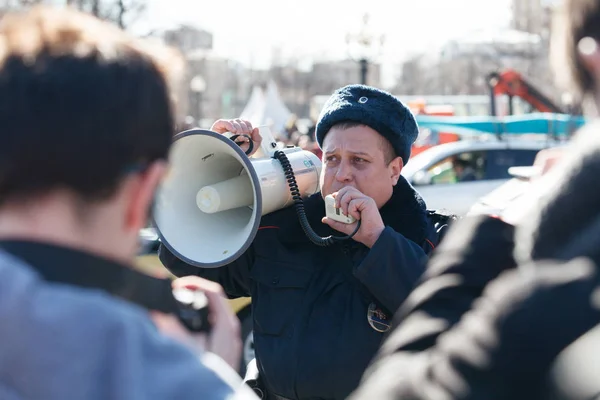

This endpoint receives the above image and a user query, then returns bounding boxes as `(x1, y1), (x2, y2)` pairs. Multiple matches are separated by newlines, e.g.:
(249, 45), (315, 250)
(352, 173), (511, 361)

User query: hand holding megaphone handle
(273, 150), (361, 246)
(229, 134), (254, 156)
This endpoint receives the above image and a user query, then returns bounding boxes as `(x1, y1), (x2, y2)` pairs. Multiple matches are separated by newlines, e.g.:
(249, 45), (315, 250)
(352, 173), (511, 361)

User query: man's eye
(353, 157), (366, 163)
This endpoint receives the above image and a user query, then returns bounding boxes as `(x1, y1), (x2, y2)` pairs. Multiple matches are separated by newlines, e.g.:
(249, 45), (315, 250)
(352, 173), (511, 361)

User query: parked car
(401, 137), (564, 215)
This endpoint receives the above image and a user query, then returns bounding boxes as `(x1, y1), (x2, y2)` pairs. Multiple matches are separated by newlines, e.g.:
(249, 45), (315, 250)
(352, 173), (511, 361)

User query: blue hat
(315, 84), (418, 163)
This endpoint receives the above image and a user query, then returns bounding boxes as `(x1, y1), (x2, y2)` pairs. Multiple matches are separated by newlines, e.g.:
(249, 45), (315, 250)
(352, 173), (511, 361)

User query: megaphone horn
(153, 127), (322, 268)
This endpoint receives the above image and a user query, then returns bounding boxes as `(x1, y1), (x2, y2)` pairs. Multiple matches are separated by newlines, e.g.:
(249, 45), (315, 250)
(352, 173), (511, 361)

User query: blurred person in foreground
(160, 85), (450, 400)
(0, 6), (255, 399)
(348, 0), (600, 398)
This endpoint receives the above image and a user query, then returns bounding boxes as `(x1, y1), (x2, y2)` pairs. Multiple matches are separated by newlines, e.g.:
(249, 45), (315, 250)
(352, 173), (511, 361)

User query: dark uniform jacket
(160, 177), (439, 400)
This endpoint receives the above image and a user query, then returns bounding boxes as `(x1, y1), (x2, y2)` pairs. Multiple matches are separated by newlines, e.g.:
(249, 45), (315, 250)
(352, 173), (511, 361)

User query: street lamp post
(359, 58), (368, 86)
(346, 13), (385, 86)
(190, 75), (207, 125)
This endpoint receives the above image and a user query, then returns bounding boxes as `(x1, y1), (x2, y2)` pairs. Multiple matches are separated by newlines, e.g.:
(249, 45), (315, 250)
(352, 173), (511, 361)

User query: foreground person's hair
(0, 6), (184, 206)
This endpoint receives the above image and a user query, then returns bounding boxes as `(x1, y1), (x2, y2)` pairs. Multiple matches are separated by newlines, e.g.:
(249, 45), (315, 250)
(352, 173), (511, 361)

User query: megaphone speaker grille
(153, 129), (262, 268)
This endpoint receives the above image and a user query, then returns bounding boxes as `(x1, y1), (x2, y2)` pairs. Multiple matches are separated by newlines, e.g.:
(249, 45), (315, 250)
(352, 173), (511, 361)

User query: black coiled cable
(273, 150), (360, 246)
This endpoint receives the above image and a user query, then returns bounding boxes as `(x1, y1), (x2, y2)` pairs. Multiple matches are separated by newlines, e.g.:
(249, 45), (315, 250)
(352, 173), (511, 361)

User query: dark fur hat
(315, 84), (418, 163)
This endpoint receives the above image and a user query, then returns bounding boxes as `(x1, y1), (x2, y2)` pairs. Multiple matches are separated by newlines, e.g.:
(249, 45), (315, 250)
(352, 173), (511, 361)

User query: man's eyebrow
(349, 151), (372, 156)
(324, 149), (372, 156)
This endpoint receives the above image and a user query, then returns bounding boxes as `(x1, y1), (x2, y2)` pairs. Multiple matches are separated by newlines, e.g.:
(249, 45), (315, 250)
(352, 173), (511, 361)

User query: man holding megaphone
(158, 85), (444, 400)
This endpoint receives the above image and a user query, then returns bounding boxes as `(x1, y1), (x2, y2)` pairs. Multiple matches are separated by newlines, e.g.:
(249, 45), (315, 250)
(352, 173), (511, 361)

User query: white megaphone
(153, 126), (322, 268)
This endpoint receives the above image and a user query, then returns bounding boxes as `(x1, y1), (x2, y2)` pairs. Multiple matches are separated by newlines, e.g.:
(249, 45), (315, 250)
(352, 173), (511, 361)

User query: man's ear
(389, 157), (404, 186)
(124, 161), (167, 232)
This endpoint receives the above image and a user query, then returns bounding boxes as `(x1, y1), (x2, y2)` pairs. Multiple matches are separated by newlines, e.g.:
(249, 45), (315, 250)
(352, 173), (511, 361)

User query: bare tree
(65, 0), (147, 29)
(1, 0), (146, 29)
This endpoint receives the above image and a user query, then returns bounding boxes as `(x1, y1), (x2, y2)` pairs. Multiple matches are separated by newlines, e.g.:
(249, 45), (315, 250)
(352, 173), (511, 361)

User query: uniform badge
(367, 302), (391, 333)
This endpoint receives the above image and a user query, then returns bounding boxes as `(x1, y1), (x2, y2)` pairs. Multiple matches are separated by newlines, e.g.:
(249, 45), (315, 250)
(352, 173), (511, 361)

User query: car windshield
(402, 143), (473, 178)
(402, 138), (547, 179)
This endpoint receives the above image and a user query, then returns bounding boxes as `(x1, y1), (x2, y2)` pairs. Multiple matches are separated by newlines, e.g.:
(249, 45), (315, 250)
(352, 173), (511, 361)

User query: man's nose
(335, 160), (353, 182)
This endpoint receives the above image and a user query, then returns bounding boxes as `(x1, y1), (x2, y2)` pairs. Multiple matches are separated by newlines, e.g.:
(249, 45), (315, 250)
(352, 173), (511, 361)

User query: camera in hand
(173, 287), (211, 333)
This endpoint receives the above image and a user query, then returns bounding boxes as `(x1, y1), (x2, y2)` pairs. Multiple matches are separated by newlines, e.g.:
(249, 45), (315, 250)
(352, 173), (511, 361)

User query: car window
(425, 151), (486, 185)
(425, 158), (455, 184)
(484, 149), (540, 180)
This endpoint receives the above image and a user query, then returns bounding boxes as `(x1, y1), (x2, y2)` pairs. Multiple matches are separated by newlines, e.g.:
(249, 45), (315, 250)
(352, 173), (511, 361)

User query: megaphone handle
(229, 134), (254, 156)
(272, 150), (361, 246)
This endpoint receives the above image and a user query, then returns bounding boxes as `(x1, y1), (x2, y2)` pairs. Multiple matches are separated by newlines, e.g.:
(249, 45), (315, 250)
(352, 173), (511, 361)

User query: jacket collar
(0, 240), (179, 314)
(266, 176), (430, 246)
